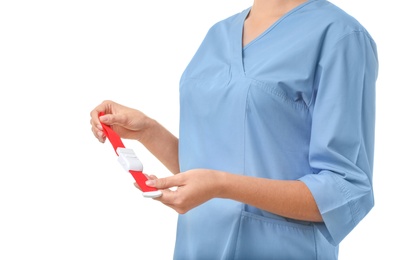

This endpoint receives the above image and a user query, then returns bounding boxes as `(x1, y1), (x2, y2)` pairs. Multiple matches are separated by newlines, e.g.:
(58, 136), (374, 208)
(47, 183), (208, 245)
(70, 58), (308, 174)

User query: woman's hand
(90, 100), (180, 174)
(145, 169), (226, 214)
(143, 169), (323, 222)
(90, 100), (154, 143)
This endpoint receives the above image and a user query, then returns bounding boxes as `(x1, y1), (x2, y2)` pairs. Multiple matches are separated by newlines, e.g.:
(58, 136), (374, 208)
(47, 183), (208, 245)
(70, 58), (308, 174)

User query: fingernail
(97, 124), (103, 130)
(100, 115), (108, 123)
(146, 180), (155, 186)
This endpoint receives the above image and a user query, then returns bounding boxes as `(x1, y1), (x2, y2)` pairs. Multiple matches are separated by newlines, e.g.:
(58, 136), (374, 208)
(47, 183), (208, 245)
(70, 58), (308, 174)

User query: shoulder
(303, 0), (374, 42)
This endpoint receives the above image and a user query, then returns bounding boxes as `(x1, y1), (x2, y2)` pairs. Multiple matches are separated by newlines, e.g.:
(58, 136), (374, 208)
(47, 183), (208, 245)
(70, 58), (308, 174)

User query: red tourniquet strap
(99, 112), (158, 193)
(100, 122), (125, 155)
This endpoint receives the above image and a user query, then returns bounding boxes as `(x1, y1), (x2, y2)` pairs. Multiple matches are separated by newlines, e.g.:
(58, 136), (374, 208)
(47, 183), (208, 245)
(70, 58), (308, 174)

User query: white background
(0, 0), (397, 259)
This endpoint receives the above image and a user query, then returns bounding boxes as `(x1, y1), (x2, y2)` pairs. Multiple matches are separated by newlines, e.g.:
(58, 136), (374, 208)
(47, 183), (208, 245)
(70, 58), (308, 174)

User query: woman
(90, 0), (378, 259)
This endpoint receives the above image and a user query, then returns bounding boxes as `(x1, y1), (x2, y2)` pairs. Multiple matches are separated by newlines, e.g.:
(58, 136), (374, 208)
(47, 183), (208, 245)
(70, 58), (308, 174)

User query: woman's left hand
(145, 169), (225, 214)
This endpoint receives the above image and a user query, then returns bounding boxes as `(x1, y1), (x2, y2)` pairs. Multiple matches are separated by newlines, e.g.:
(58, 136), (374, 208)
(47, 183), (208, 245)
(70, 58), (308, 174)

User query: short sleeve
(299, 31), (378, 246)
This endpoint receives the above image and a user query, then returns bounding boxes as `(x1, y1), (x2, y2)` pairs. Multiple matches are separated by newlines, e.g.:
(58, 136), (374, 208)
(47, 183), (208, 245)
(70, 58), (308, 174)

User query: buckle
(116, 147), (143, 172)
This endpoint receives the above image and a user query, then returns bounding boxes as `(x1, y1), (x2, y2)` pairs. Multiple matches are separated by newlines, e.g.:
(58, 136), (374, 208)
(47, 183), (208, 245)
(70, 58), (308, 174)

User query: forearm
(139, 118), (180, 174)
(218, 172), (323, 222)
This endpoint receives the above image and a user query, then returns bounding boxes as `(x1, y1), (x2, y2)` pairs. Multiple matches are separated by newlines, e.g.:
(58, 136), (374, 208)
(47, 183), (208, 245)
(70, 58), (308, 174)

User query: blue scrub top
(176, 0), (378, 259)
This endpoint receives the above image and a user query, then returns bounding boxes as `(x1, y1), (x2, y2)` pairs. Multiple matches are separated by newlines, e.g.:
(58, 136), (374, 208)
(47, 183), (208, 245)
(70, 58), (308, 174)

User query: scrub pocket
(233, 211), (317, 260)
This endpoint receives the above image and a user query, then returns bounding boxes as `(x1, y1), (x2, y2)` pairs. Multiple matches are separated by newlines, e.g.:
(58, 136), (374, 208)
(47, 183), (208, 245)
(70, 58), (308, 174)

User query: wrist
(137, 117), (158, 145)
(213, 170), (229, 198)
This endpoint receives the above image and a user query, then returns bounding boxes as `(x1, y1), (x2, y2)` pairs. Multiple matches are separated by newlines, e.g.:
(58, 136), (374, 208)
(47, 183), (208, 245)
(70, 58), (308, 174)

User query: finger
(152, 189), (176, 204)
(99, 114), (111, 125)
(133, 182), (141, 190)
(91, 125), (105, 143)
(154, 189), (189, 214)
(90, 109), (107, 142)
(90, 116), (103, 131)
(143, 173), (158, 182)
(147, 174), (158, 180)
(146, 175), (182, 190)
(90, 108), (104, 129)
(90, 99), (117, 125)
(101, 113), (131, 130)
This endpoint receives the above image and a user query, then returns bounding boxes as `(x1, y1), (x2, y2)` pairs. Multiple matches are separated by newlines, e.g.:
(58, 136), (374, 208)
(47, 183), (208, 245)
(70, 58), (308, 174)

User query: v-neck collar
(230, 0), (320, 76)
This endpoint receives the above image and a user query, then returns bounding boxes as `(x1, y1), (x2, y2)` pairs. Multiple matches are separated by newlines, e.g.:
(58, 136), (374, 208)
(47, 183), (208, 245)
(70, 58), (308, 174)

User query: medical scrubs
(176, 0), (378, 259)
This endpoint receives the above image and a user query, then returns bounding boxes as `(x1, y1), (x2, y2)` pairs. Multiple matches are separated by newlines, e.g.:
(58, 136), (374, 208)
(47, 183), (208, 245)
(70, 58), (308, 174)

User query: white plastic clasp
(116, 147), (143, 172)
(143, 190), (162, 198)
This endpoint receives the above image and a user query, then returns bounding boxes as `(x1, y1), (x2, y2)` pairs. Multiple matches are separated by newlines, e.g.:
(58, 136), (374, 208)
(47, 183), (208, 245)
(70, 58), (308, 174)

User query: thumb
(100, 113), (129, 128)
(99, 114), (112, 124)
(146, 175), (182, 189)
(99, 113), (124, 126)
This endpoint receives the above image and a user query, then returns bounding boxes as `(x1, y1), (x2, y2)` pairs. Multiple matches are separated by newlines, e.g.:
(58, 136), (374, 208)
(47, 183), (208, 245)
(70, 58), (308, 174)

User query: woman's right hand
(90, 100), (154, 143)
